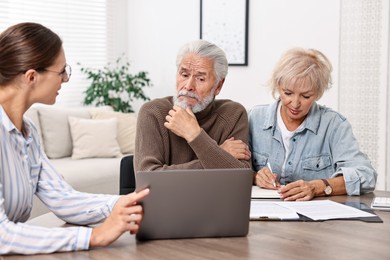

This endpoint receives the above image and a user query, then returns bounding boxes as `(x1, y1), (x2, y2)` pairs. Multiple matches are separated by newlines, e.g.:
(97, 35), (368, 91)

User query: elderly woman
(249, 48), (377, 201)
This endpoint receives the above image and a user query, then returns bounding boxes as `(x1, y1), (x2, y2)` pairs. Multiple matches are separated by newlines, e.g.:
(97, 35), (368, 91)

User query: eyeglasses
(41, 64), (72, 82)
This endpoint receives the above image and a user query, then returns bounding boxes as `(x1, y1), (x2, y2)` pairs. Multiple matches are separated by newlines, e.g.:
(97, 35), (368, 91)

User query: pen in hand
(266, 162), (276, 188)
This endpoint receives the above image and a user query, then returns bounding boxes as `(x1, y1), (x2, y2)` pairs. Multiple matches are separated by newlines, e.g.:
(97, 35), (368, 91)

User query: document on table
(250, 200), (377, 221)
(250, 201), (300, 220)
(281, 200), (376, 221)
(251, 186), (280, 199)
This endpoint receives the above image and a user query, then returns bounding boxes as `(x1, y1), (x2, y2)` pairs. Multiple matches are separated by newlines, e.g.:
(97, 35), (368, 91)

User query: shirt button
(292, 138), (296, 142)
(288, 161), (292, 165)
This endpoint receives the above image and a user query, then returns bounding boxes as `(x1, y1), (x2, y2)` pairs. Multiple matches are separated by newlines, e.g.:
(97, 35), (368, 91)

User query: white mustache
(177, 90), (199, 101)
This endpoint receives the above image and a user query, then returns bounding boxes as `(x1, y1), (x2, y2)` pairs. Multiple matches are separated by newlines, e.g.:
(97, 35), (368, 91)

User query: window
(0, 0), (125, 107)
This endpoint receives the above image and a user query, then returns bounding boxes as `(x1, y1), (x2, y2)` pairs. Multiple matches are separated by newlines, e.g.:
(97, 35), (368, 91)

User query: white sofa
(25, 105), (137, 218)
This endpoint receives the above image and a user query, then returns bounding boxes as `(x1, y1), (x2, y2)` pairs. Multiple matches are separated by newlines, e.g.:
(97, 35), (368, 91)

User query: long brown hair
(0, 22), (62, 85)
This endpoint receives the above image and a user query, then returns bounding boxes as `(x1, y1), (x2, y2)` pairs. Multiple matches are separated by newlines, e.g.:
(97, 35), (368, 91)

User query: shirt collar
(302, 102), (321, 134)
(0, 105), (17, 132)
(194, 99), (216, 121)
(265, 100), (321, 134)
(0, 105), (33, 141)
(263, 100), (279, 130)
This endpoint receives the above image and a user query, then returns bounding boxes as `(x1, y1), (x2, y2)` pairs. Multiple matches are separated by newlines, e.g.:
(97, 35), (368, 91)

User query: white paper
(251, 186), (280, 199)
(277, 200), (376, 221)
(250, 201), (300, 220)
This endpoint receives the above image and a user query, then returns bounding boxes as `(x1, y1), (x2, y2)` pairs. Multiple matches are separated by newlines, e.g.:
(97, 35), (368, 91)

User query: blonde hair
(270, 48), (333, 100)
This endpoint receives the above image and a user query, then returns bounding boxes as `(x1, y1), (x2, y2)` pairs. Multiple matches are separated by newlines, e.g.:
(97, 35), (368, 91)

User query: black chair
(119, 155), (136, 195)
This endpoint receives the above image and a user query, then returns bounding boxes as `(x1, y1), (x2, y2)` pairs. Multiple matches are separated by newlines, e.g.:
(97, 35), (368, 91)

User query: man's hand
(220, 137), (251, 160)
(164, 105), (201, 142)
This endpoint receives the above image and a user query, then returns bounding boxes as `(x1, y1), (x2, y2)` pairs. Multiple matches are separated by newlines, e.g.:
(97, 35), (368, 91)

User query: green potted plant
(79, 56), (151, 113)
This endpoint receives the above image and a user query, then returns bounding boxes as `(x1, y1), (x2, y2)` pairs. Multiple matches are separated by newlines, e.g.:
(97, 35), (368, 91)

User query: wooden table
(2, 191), (390, 260)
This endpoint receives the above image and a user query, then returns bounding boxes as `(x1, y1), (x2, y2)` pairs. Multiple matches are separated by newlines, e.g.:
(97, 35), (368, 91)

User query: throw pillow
(38, 106), (91, 159)
(68, 116), (122, 159)
(90, 110), (137, 154)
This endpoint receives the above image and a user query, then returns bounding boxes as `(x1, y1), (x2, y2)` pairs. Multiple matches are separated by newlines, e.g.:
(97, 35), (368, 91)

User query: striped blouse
(0, 105), (120, 255)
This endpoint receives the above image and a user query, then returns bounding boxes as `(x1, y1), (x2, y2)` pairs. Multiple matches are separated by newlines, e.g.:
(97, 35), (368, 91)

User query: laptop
(135, 168), (253, 240)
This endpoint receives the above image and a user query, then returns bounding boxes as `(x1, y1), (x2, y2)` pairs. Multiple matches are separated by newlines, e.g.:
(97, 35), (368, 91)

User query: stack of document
(250, 187), (377, 221)
(250, 201), (300, 220)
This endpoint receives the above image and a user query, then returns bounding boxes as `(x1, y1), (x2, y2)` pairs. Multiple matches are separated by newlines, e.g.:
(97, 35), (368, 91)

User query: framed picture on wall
(200, 0), (249, 66)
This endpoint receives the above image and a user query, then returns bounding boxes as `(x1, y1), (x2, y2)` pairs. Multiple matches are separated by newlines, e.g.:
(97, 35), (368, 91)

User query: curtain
(0, 0), (122, 107)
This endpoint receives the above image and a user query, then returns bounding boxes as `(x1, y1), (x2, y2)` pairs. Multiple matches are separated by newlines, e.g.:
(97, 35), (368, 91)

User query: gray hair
(270, 48), (333, 100)
(176, 40), (228, 84)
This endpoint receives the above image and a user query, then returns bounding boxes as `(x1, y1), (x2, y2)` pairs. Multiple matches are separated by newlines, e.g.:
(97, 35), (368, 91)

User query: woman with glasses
(0, 22), (149, 255)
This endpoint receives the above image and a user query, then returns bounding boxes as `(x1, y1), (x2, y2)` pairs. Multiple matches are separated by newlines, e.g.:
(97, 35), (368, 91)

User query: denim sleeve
(330, 119), (377, 195)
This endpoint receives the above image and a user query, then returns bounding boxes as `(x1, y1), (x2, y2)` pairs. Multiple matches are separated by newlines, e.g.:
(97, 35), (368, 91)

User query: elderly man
(134, 40), (251, 172)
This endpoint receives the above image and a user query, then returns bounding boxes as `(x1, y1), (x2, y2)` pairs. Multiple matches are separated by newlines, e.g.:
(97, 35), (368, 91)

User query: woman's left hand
(279, 180), (316, 201)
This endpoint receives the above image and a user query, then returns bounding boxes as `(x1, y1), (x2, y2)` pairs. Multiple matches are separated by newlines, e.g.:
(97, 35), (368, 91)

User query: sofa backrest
(24, 105), (136, 160)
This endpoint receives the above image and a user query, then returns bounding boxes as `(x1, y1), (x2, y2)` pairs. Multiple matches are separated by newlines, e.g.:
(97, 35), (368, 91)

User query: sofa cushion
(90, 110), (137, 154)
(30, 156), (122, 218)
(38, 106), (91, 159)
(49, 157), (122, 193)
(68, 116), (122, 159)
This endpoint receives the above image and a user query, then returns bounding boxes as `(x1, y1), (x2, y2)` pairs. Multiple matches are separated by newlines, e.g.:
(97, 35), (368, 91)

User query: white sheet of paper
(251, 186), (280, 199)
(250, 201), (300, 220)
(277, 200), (376, 221)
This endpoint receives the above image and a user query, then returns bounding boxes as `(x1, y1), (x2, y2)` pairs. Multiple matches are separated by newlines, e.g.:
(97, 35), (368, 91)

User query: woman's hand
(280, 177), (347, 201)
(90, 188), (150, 247)
(255, 167), (279, 189)
(220, 137), (251, 160)
(279, 180), (316, 201)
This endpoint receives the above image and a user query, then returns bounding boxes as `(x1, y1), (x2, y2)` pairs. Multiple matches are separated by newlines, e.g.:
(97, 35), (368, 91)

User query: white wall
(127, 0), (340, 111)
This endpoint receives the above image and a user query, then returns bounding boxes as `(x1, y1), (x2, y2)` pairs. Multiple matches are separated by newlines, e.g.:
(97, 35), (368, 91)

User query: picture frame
(200, 0), (249, 66)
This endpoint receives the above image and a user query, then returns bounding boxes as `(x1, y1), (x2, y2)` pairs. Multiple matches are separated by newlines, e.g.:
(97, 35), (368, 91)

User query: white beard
(173, 89), (216, 113)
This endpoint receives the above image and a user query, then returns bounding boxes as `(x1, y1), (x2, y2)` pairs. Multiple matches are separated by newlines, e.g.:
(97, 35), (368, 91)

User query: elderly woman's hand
(279, 180), (316, 201)
(255, 167), (279, 190)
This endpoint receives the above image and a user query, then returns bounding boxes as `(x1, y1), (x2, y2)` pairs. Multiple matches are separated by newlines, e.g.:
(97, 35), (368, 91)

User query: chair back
(119, 155), (136, 195)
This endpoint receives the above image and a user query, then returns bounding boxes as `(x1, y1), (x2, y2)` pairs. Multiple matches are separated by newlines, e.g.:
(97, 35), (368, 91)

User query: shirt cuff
(338, 167), (360, 195)
(108, 196), (121, 210)
(76, 226), (93, 250)
(103, 195), (121, 217)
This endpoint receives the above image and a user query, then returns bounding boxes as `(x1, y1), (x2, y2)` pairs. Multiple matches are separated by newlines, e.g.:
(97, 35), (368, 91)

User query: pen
(266, 162), (276, 188)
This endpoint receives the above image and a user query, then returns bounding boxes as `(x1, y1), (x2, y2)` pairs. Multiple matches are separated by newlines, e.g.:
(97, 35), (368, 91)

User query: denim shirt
(248, 100), (377, 195)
